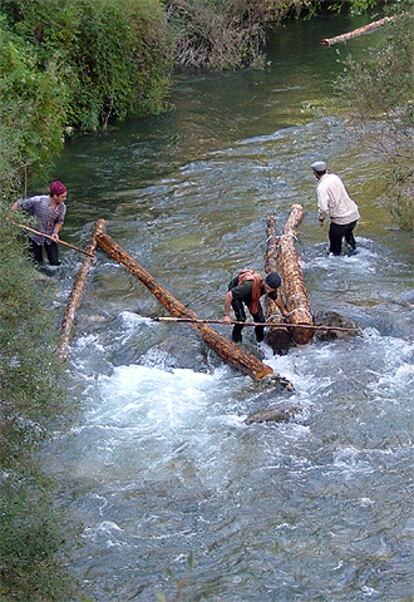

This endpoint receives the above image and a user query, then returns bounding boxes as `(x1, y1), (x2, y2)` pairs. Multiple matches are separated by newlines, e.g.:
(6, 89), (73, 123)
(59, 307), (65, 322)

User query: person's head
(311, 161), (327, 180)
(264, 271), (282, 300)
(49, 180), (67, 203)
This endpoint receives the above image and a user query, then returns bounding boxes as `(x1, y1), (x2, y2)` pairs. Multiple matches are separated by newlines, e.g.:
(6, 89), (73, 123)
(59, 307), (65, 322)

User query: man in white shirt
(311, 161), (360, 256)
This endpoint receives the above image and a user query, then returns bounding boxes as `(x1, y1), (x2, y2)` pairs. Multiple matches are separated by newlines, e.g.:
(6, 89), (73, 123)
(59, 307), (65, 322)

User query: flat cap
(311, 161), (327, 172)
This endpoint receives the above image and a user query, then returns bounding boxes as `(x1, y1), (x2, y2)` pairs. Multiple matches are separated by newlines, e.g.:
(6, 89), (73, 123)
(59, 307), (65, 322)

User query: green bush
(337, 10), (414, 231)
(2, 0), (173, 130)
(0, 19), (67, 185)
(0, 473), (76, 601)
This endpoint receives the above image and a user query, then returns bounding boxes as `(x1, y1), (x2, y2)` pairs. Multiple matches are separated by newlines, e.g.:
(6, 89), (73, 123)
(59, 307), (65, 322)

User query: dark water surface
(48, 14), (414, 602)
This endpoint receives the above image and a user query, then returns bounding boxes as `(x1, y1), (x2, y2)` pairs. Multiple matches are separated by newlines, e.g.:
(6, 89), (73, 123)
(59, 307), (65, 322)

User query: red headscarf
(49, 180), (67, 196)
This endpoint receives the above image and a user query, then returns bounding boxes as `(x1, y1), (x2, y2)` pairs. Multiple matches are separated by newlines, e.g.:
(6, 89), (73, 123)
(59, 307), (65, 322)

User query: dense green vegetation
(337, 7), (414, 230)
(0, 154), (76, 597)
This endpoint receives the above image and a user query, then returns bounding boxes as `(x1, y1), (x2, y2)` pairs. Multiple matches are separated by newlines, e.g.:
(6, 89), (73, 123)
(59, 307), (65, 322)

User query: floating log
(277, 204), (314, 345)
(264, 214), (291, 354)
(96, 231), (294, 390)
(321, 16), (396, 46)
(57, 219), (106, 361)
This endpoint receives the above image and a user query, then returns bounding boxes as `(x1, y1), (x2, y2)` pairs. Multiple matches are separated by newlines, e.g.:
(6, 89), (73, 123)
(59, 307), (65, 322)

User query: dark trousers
(329, 220), (357, 256)
(231, 299), (265, 343)
(29, 238), (60, 265)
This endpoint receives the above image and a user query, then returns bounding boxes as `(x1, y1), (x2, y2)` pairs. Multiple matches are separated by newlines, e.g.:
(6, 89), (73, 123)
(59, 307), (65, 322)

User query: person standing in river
(224, 269), (288, 343)
(311, 161), (360, 256)
(12, 180), (68, 266)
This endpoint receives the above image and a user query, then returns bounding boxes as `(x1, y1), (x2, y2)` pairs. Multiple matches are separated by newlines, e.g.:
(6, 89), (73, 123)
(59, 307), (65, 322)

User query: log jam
(97, 231), (294, 389)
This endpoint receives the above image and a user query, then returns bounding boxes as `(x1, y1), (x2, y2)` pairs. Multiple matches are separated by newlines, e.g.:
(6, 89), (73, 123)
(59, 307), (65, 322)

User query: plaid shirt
(19, 195), (66, 245)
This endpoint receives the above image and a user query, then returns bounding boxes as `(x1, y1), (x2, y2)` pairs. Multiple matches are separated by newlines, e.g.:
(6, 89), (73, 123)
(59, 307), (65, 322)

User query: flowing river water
(47, 14), (413, 602)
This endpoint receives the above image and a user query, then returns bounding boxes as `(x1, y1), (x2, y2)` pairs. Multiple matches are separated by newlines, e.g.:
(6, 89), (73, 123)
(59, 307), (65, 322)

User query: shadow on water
(46, 13), (414, 602)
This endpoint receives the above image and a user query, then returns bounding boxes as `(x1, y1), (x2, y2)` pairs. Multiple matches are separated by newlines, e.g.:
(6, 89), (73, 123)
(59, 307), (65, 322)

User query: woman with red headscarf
(12, 180), (68, 265)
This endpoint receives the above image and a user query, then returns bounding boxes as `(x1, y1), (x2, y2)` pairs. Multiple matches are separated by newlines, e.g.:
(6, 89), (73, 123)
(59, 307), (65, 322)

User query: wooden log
(96, 231), (294, 390)
(277, 204), (314, 345)
(57, 219), (106, 361)
(321, 16), (396, 46)
(264, 214), (291, 354)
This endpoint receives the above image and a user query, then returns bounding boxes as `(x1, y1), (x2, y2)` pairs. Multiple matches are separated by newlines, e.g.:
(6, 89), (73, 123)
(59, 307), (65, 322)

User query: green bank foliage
(0, 202), (75, 598)
(1, 0), (173, 131)
(337, 8), (414, 231)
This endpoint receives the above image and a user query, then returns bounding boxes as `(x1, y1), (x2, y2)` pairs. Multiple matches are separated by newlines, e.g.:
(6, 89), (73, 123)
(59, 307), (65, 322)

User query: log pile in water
(276, 204), (314, 345)
(96, 231), (294, 390)
(264, 214), (291, 354)
(57, 219), (106, 361)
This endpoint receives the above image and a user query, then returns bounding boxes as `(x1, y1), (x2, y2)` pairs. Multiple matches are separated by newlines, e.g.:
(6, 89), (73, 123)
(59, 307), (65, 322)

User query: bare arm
(224, 291), (233, 323)
(275, 295), (289, 317)
(51, 222), (63, 241)
(11, 200), (20, 211)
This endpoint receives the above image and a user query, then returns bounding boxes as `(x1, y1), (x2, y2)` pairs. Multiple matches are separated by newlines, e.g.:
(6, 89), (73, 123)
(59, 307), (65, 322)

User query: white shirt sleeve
(317, 186), (329, 218)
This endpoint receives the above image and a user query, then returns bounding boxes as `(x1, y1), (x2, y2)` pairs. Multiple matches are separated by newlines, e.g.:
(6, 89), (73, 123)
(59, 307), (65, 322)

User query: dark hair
(265, 272), (282, 289)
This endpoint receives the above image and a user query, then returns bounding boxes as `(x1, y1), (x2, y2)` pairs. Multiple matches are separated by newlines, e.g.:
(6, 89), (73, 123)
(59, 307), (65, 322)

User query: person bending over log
(224, 269), (288, 343)
(12, 180), (68, 266)
(311, 161), (360, 257)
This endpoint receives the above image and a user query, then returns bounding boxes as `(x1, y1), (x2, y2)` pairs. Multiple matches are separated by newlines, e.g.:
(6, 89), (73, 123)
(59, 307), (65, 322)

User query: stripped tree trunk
(277, 204), (314, 345)
(264, 214), (291, 354)
(97, 232), (294, 390)
(321, 16), (395, 46)
(57, 219), (106, 361)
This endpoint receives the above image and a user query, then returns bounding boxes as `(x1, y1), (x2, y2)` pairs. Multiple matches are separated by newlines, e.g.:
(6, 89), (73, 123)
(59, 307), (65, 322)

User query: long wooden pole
(153, 316), (359, 333)
(264, 214), (291, 353)
(11, 220), (95, 257)
(57, 219), (106, 361)
(96, 231), (294, 390)
(277, 204), (314, 345)
(321, 16), (396, 46)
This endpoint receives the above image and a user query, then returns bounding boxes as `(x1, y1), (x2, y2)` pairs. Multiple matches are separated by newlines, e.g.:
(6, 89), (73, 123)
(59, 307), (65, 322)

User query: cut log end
(291, 323), (315, 346)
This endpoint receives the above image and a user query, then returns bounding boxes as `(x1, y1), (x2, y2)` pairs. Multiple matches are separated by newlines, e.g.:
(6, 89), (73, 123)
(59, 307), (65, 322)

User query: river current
(47, 14), (413, 602)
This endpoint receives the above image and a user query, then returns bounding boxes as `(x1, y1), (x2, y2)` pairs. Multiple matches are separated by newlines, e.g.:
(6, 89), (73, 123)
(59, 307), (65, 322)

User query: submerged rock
(313, 310), (359, 341)
(140, 333), (208, 372)
(245, 404), (302, 425)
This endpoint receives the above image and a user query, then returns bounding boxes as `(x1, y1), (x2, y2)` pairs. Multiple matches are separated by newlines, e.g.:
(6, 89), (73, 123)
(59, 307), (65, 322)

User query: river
(47, 13), (414, 602)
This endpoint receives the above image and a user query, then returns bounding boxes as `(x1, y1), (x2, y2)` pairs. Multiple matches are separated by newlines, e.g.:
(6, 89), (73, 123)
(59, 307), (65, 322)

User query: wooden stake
(96, 231), (294, 389)
(57, 219), (106, 361)
(153, 316), (360, 333)
(321, 16), (396, 46)
(11, 220), (95, 257)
